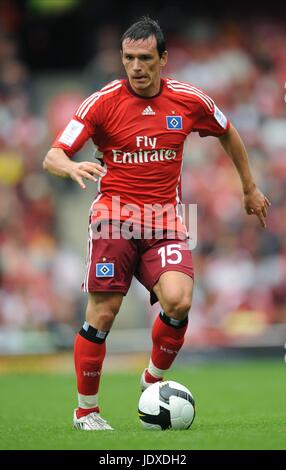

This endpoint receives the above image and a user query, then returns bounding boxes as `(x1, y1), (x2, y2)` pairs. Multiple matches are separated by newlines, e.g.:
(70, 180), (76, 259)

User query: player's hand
(69, 162), (107, 189)
(243, 187), (271, 228)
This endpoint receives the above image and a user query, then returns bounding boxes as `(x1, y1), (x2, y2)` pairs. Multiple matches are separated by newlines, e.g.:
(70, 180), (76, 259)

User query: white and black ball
(138, 380), (195, 430)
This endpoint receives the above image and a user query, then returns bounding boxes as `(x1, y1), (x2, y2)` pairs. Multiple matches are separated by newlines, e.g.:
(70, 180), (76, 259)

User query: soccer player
(43, 17), (270, 430)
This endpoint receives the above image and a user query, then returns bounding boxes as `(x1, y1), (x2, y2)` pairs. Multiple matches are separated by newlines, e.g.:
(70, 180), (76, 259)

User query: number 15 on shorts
(158, 244), (183, 267)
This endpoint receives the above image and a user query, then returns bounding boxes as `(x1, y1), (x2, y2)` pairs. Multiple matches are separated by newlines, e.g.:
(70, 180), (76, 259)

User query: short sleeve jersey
(53, 78), (230, 230)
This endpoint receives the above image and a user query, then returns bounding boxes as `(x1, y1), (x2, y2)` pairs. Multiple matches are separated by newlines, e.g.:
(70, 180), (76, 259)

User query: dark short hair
(120, 16), (166, 58)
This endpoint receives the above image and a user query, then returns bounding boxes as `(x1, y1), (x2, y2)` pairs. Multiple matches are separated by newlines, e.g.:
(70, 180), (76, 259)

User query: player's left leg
(136, 237), (194, 390)
(141, 271), (193, 389)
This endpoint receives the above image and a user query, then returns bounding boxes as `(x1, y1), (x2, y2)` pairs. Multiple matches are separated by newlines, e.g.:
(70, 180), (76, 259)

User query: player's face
(121, 36), (167, 97)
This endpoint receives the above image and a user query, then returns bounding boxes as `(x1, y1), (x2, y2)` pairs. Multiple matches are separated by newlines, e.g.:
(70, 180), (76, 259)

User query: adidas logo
(142, 106), (155, 115)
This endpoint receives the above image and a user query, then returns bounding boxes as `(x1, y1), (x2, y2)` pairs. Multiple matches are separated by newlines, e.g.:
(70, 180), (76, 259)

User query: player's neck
(127, 78), (163, 99)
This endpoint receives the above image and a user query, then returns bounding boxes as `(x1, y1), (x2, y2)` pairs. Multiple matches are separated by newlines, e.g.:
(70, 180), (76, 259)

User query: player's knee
(86, 293), (122, 330)
(87, 309), (117, 330)
(163, 293), (192, 319)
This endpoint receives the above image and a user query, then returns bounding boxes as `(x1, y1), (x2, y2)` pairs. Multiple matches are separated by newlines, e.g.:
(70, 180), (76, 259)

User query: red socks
(76, 406), (100, 419)
(74, 314), (188, 417)
(74, 323), (109, 417)
(150, 311), (188, 372)
(145, 369), (163, 383)
(74, 333), (106, 396)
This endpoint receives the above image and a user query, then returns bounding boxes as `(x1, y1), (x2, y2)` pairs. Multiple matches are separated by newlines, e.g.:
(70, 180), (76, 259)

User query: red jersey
(53, 78), (230, 231)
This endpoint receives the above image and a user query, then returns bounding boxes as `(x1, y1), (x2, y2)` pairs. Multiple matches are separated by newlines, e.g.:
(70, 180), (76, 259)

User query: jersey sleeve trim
(51, 144), (75, 158)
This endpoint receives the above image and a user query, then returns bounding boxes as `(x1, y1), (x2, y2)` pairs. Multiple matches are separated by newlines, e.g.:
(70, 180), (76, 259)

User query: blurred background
(0, 0), (285, 366)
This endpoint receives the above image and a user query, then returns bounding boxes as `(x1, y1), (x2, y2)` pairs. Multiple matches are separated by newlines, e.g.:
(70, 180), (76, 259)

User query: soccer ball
(138, 380), (195, 430)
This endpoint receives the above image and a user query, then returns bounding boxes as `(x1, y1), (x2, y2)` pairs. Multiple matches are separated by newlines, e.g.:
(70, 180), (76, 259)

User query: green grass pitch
(0, 359), (285, 450)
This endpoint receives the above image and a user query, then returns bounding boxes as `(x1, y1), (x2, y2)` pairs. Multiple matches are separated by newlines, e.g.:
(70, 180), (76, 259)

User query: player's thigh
(136, 239), (194, 310)
(153, 271), (194, 317)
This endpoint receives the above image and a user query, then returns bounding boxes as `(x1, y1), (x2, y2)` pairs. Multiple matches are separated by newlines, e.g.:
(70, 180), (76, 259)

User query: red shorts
(82, 223), (194, 305)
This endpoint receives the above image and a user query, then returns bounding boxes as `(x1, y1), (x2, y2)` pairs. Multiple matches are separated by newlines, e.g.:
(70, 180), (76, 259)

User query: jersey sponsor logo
(166, 116), (182, 130)
(96, 262), (114, 277)
(58, 119), (84, 146)
(112, 149), (177, 164)
(214, 104), (227, 129)
(142, 106), (155, 115)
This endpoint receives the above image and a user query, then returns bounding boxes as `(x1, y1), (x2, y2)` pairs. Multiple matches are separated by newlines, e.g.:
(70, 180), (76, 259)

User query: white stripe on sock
(78, 393), (98, 409)
(148, 359), (165, 378)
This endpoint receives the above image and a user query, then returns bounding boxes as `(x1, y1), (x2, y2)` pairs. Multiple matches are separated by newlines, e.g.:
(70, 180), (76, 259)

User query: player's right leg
(73, 219), (137, 429)
(73, 292), (123, 430)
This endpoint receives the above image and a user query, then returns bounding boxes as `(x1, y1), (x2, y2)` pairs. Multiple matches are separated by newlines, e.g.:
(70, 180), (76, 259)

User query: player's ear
(160, 50), (168, 68)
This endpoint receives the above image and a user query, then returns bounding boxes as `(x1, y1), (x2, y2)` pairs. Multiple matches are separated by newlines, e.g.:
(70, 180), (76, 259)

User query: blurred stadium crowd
(0, 1), (285, 351)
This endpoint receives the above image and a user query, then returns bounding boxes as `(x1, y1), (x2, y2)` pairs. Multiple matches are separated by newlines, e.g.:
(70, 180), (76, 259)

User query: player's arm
(218, 123), (271, 228)
(43, 147), (106, 190)
(43, 97), (107, 190)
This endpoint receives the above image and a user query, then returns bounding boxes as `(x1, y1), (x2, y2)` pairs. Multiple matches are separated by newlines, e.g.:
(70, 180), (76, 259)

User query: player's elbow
(42, 152), (50, 172)
(43, 148), (56, 172)
(42, 155), (48, 171)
